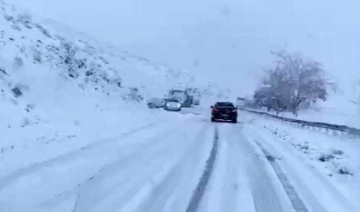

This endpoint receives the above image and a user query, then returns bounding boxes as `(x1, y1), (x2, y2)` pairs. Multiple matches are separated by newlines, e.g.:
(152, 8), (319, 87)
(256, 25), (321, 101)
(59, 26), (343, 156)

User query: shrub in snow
(85, 69), (94, 77)
(116, 79), (122, 88)
(34, 24), (52, 38)
(299, 143), (310, 152)
(318, 153), (335, 162)
(266, 154), (276, 162)
(3, 14), (13, 22)
(60, 42), (88, 79)
(25, 104), (35, 112)
(253, 50), (330, 115)
(338, 167), (353, 176)
(11, 87), (22, 97)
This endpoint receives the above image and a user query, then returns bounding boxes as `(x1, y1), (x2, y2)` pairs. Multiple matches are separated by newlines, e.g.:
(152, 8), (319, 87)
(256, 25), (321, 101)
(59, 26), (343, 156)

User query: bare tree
(254, 50), (329, 115)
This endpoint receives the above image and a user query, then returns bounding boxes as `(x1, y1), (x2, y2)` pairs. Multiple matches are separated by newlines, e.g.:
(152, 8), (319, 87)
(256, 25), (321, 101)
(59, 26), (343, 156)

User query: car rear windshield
(215, 102), (235, 108)
(166, 99), (179, 103)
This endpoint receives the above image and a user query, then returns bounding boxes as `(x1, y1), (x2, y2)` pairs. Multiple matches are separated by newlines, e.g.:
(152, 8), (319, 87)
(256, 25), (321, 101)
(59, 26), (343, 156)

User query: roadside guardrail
(240, 108), (360, 137)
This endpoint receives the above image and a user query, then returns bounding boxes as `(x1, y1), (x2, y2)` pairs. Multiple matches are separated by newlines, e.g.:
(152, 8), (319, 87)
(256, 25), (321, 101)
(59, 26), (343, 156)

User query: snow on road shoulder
(241, 111), (360, 211)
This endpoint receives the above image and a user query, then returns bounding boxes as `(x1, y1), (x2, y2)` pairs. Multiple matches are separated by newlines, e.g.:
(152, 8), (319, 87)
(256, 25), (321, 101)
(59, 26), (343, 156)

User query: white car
(163, 99), (182, 111)
(147, 98), (165, 108)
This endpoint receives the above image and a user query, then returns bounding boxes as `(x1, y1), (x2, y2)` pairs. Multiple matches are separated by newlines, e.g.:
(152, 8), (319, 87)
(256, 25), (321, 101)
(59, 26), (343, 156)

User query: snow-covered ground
(1, 0), (359, 212)
(242, 111), (360, 211)
(303, 94), (360, 128)
(249, 97), (360, 129)
(1, 109), (359, 212)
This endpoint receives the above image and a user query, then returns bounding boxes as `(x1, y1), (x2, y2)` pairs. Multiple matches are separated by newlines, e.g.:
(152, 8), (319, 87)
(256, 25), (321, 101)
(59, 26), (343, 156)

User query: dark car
(211, 102), (238, 123)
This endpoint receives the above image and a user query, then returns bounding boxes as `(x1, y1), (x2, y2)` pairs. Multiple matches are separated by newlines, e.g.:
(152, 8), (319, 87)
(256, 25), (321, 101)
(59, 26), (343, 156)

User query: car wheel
(232, 119), (237, 123)
(211, 117), (216, 122)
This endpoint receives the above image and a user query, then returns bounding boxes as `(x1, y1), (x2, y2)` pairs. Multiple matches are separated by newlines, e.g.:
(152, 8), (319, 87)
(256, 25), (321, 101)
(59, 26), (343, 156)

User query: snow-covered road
(0, 112), (356, 212)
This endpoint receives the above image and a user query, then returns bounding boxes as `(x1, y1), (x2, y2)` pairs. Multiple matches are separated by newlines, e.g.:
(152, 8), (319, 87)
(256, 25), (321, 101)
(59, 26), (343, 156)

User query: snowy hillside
(0, 0), (192, 173)
(0, 0), (235, 173)
(0, 0), (196, 128)
(0, 1), (193, 99)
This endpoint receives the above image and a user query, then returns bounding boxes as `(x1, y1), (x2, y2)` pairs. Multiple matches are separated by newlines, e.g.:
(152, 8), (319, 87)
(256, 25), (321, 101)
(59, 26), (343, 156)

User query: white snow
(0, 0), (193, 187)
(251, 94), (360, 128)
(0, 0), (359, 212)
(242, 111), (360, 211)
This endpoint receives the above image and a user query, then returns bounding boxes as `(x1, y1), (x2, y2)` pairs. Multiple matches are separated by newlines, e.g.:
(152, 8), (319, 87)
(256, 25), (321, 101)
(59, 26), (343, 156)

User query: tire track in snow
(71, 121), (207, 212)
(185, 125), (219, 212)
(217, 124), (255, 212)
(132, 124), (211, 212)
(254, 141), (309, 212)
(234, 125), (288, 212)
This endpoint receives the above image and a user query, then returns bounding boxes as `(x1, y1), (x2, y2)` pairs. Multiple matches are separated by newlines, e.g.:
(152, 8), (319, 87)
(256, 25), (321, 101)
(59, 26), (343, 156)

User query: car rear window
(166, 99), (179, 103)
(215, 102), (235, 108)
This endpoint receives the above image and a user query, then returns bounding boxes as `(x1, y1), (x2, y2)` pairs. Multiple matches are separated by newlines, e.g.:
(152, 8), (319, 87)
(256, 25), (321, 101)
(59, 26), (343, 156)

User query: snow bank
(242, 112), (360, 210)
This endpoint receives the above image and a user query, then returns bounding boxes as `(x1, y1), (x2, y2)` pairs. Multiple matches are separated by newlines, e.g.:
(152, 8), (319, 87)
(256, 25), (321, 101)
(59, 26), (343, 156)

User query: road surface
(0, 112), (355, 212)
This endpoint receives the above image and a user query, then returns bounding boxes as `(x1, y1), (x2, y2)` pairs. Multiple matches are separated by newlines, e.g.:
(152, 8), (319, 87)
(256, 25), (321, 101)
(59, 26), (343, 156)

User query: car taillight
(212, 108), (219, 112)
(232, 109), (237, 113)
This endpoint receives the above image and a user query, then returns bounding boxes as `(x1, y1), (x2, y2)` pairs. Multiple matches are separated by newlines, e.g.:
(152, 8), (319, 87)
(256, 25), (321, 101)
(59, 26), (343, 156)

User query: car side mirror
(210, 106), (214, 109)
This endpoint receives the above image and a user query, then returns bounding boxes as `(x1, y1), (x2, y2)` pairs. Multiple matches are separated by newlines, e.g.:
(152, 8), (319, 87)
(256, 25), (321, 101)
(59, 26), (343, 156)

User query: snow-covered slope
(0, 0), (192, 174)
(0, 0), (238, 175)
(0, 0), (194, 127)
(0, 1), (193, 99)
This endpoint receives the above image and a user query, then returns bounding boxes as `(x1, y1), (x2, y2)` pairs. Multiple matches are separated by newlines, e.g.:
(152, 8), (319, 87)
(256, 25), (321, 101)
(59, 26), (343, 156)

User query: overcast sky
(11, 0), (360, 95)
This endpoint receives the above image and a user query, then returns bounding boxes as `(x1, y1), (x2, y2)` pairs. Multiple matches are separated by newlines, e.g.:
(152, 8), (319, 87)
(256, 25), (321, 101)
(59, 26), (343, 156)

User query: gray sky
(11, 0), (360, 95)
